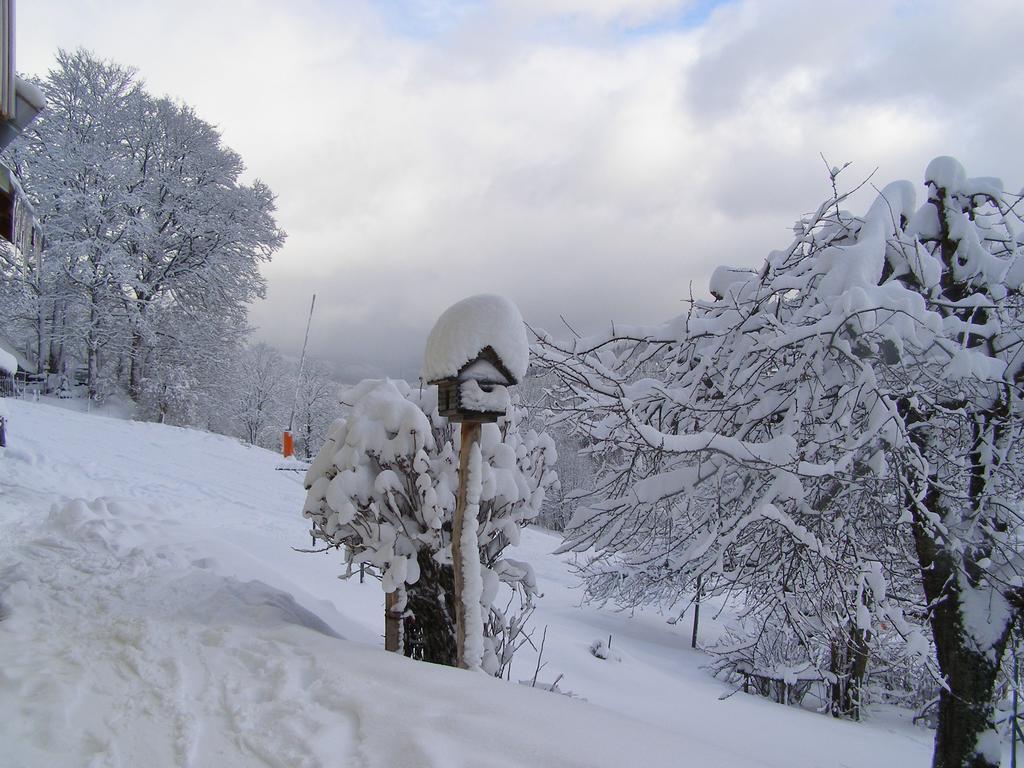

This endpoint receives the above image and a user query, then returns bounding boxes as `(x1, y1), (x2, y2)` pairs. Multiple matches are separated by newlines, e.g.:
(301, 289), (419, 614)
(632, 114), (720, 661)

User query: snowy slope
(0, 400), (933, 767)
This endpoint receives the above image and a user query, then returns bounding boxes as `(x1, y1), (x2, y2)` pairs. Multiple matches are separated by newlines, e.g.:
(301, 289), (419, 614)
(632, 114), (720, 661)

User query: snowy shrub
(518, 677), (579, 698)
(867, 632), (939, 717)
(710, 604), (832, 709)
(302, 379), (558, 674)
(589, 637), (621, 662)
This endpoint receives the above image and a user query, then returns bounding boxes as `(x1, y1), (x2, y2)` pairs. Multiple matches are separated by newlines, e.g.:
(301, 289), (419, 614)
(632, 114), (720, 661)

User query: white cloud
(15, 0), (1024, 377)
(494, 0), (695, 26)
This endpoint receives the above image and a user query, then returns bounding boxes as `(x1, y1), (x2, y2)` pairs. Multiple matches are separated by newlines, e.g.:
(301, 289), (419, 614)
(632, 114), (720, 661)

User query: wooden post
(691, 575), (702, 649)
(385, 589), (401, 653)
(452, 421), (481, 669)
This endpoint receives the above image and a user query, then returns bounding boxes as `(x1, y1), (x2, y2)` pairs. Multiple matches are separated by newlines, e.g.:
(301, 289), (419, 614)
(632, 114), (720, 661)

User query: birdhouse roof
(422, 294), (529, 385)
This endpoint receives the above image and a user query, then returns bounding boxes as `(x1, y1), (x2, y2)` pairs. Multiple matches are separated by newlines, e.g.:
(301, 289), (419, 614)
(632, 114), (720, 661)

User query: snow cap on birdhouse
(423, 294), (529, 422)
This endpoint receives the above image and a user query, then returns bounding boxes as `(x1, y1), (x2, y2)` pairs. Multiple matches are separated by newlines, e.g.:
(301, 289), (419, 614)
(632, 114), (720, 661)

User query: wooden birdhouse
(423, 294), (530, 424)
(431, 345), (517, 423)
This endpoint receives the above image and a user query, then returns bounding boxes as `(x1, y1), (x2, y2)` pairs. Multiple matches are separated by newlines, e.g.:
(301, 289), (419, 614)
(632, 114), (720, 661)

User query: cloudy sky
(18, 0), (1024, 378)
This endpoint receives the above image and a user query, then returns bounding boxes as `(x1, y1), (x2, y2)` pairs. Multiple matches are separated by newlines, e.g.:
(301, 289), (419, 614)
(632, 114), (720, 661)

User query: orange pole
(282, 430), (294, 458)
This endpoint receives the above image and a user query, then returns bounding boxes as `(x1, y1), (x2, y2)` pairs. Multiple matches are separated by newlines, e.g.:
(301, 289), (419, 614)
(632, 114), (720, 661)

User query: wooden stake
(452, 420), (481, 669)
(385, 589), (401, 653)
(691, 575), (702, 649)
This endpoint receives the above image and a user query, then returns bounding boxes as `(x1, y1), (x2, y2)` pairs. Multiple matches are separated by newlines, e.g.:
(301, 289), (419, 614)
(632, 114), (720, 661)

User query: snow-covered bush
(711, 617), (822, 707)
(589, 637), (621, 662)
(302, 379), (557, 674)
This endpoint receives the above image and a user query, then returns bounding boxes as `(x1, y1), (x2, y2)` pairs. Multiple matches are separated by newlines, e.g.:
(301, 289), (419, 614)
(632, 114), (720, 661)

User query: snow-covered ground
(0, 398), (934, 767)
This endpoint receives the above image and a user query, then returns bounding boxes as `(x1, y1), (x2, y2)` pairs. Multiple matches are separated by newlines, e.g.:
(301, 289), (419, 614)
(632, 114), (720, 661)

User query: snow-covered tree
(518, 368), (592, 531)
(9, 51), (141, 397)
(536, 158), (1024, 767)
(2, 49), (283, 406)
(302, 379), (557, 673)
(231, 342), (287, 447)
(290, 360), (338, 459)
(136, 303), (251, 427)
(114, 95), (281, 401)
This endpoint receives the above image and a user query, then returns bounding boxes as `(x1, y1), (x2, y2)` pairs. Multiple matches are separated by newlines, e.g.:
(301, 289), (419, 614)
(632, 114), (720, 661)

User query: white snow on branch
(630, 412), (798, 467)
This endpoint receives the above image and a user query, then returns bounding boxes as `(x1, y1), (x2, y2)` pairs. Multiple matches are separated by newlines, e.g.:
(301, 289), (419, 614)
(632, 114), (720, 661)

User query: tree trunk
(128, 329), (145, 400)
(86, 287), (103, 401)
(848, 628), (870, 719)
(35, 300), (46, 375)
(402, 548), (457, 666)
(86, 344), (98, 400)
(385, 589), (402, 654)
(932, 643), (1005, 768)
(917, 531), (1011, 768)
(829, 625), (870, 721)
(301, 412), (314, 460)
(910, 450), (1010, 763)
(921, 550), (1010, 768)
(128, 297), (149, 401)
(48, 299), (65, 376)
(897, 396), (1016, 768)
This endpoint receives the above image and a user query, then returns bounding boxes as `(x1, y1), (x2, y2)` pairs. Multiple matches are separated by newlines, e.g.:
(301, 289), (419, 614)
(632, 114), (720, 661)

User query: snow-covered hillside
(0, 399), (933, 767)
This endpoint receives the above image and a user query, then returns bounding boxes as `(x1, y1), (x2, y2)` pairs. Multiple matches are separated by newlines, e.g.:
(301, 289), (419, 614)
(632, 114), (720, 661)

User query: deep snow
(0, 398), (935, 767)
